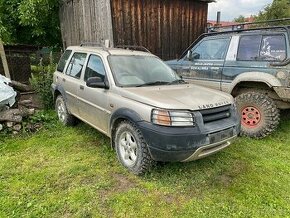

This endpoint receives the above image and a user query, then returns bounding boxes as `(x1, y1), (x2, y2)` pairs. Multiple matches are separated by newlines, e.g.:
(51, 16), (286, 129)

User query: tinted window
(57, 50), (72, 72)
(84, 55), (106, 81)
(192, 38), (230, 60)
(66, 53), (87, 79)
(237, 35), (262, 61)
(260, 35), (286, 61)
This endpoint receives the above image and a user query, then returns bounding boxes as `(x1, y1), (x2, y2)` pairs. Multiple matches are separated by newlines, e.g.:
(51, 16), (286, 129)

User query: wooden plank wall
(59, 0), (114, 48)
(111, 0), (208, 60)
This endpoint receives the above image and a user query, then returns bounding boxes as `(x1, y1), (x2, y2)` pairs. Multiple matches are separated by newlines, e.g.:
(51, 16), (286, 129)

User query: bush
(30, 64), (56, 109)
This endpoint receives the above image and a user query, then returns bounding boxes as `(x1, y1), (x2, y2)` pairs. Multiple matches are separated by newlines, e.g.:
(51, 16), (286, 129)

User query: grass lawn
(1, 111), (290, 217)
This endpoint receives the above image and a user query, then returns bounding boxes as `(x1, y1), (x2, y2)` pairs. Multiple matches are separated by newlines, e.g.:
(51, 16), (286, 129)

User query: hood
(119, 84), (233, 111)
(165, 59), (180, 67)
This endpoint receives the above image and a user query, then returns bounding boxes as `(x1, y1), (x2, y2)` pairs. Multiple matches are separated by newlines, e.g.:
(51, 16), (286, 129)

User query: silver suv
(52, 45), (240, 175)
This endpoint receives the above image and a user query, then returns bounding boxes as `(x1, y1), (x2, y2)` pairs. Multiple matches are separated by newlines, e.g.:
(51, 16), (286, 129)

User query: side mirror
(86, 77), (109, 89)
(186, 50), (200, 61)
(192, 52), (200, 60)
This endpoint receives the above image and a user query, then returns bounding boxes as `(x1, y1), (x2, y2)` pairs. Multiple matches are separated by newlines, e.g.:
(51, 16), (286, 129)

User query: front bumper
(137, 118), (240, 162)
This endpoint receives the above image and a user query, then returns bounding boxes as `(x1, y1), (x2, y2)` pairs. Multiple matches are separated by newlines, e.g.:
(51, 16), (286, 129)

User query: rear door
(63, 52), (87, 116)
(180, 36), (231, 90)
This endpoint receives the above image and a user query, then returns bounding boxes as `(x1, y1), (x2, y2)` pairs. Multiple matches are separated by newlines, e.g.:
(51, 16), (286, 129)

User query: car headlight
(152, 109), (195, 126)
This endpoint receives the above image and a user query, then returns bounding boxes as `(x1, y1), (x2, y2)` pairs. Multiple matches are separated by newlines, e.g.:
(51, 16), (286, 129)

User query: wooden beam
(0, 40), (11, 79)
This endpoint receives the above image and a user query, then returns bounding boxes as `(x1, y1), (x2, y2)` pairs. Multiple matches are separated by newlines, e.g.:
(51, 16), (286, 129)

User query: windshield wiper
(167, 79), (187, 85)
(136, 81), (169, 87)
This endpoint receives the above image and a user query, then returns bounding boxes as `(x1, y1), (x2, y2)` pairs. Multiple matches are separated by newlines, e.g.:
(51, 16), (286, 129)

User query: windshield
(108, 55), (181, 87)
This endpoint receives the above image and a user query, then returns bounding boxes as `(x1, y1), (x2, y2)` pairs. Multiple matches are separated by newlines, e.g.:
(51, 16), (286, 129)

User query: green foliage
(0, 0), (61, 46)
(234, 15), (246, 23)
(23, 110), (57, 133)
(255, 0), (290, 24)
(1, 112), (290, 217)
(30, 64), (56, 109)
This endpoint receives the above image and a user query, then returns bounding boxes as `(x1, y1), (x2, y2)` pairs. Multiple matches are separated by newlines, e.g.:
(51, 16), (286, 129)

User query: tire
(55, 95), (76, 126)
(114, 121), (154, 175)
(235, 92), (280, 138)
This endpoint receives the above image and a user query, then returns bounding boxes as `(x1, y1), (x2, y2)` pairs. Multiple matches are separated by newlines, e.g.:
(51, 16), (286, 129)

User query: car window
(238, 34), (287, 61)
(57, 50), (72, 73)
(66, 53), (87, 79)
(192, 38), (230, 60)
(260, 35), (286, 61)
(84, 55), (106, 82)
(108, 55), (180, 87)
(237, 35), (262, 61)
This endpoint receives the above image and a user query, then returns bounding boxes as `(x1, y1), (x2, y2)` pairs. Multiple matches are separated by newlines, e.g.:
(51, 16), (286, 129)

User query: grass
(1, 112), (290, 217)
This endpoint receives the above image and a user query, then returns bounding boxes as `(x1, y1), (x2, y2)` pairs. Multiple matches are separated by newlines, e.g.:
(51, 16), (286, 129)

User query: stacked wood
(10, 80), (32, 92)
(0, 100), (36, 134)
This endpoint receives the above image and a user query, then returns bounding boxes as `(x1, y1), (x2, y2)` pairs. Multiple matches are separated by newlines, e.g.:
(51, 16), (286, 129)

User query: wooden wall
(111, 0), (208, 60)
(59, 0), (209, 60)
(59, 0), (114, 48)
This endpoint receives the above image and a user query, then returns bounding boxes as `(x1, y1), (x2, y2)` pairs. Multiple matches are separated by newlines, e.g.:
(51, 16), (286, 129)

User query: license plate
(209, 128), (234, 144)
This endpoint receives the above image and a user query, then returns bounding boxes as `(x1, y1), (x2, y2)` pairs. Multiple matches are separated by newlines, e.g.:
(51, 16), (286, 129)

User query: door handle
(80, 85), (84, 90)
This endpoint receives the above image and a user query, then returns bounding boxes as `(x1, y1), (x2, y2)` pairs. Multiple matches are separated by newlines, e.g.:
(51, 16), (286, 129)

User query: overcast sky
(208, 0), (273, 21)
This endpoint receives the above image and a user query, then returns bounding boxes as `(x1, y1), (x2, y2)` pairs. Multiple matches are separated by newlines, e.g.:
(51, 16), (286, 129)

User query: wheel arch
(229, 72), (281, 97)
(53, 85), (67, 102)
(109, 108), (143, 148)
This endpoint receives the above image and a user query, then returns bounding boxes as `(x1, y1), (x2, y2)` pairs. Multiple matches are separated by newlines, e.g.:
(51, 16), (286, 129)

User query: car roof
(67, 46), (155, 57)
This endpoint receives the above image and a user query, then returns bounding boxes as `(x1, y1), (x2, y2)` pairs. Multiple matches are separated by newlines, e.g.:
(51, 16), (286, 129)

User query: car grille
(200, 105), (232, 123)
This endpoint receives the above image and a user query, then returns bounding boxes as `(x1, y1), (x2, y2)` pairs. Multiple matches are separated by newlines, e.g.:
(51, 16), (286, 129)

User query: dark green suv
(167, 26), (290, 138)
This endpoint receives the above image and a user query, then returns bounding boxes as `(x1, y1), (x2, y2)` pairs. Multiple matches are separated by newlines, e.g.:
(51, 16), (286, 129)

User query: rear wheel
(114, 121), (154, 175)
(55, 95), (76, 126)
(235, 92), (280, 138)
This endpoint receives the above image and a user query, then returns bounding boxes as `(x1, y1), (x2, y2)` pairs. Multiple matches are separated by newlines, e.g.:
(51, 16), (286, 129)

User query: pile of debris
(0, 75), (39, 134)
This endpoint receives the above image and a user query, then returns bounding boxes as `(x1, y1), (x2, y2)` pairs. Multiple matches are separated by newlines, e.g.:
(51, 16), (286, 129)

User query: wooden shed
(60, 0), (213, 60)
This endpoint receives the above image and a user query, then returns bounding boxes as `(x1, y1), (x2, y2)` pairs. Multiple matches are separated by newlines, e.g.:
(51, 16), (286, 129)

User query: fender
(51, 84), (67, 102)
(109, 108), (143, 135)
(110, 108), (143, 128)
(228, 72), (282, 94)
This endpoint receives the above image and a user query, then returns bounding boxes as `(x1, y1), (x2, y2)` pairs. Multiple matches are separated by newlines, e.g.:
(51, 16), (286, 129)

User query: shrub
(30, 64), (56, 109)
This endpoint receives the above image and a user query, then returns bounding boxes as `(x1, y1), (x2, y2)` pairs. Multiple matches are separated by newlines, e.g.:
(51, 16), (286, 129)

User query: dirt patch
(112, 173), (137, 192)
(214, 161), (249, 187)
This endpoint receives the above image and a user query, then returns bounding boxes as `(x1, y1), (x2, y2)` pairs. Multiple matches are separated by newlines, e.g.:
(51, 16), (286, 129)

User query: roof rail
(80, 42), (104, 47)
(115, 45), (151, 53)
(208, 17), (290, 32)
(179, 25), (290, 60)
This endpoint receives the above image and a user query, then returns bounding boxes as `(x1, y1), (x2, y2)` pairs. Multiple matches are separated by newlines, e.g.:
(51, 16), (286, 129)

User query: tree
(0, 0), (61, 47)
(234, 15), (246, 23)
(255, 0), (290, 22)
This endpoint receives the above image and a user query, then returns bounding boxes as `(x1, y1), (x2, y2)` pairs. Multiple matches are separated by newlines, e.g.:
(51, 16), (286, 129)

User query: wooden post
(0, 40), (10, 79)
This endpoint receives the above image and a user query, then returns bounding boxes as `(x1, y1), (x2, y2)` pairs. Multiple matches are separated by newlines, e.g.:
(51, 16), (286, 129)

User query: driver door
(181, 37), (230, 90)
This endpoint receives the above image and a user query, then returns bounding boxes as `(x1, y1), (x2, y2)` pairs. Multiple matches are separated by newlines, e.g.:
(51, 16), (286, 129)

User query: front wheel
(114, 121), (154, 175)
(235, 92), (280, 138)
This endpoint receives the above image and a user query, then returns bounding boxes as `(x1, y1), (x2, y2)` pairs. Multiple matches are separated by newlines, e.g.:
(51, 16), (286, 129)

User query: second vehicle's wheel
(114, 121), (154, 175)
(235, 92), (280, 138)
(55, 95), (76, 126)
